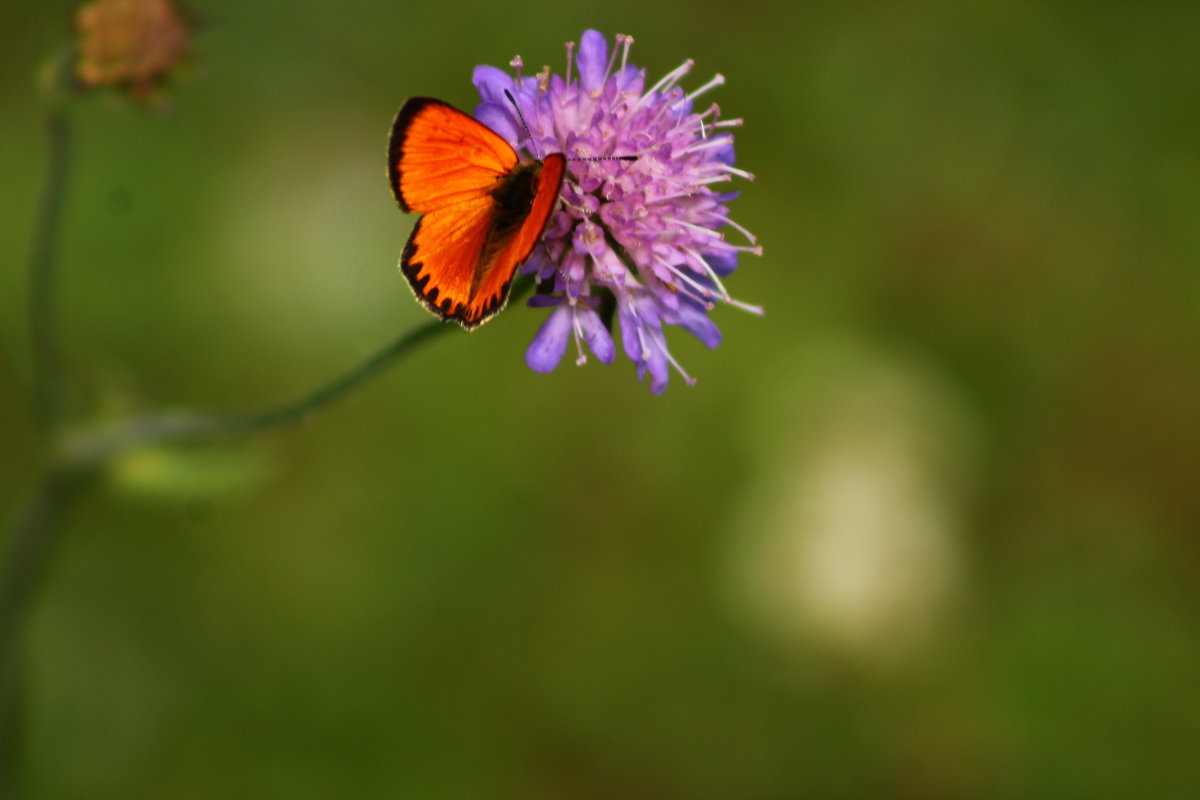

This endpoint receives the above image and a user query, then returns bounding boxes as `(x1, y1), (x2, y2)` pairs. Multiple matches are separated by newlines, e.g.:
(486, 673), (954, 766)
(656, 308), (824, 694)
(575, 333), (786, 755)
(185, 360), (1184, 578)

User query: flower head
(75, 0), (192, 102)
(473, 31), (761, 393)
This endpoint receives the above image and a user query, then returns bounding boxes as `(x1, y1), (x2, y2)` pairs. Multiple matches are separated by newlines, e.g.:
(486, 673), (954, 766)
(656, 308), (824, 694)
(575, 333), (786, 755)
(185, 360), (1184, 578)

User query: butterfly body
(389, 97), (565, 329)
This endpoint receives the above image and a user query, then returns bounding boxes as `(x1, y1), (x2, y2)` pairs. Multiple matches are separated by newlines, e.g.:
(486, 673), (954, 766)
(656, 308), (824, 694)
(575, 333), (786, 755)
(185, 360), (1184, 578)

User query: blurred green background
(3, 1), (1199, 797)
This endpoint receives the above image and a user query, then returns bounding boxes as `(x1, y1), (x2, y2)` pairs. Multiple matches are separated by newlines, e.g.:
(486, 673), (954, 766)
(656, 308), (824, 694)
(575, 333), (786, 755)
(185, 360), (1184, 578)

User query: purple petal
(562, 250), (587, 284)
(573, 219), (607, 258)
(577, 307), (615, 364)
(617, 300), (645, 363)
(675, 302), (722, 348)
(520, 249), (552, 278)
(577, 30), (609, 93)
(667, 87), (692, 116)
(525, 306), (572, 373)
(714, 140), (736, 165)
(650, 277), (681, 310)
(590, 246), (628, 285)
(474, 104), (520, 147)
(642, 333), (670, 394)
(527, 293), (562, 308)
(705, 250), (739, 276)
(472, 65), (514, 105)
(613, 66), (644, 96)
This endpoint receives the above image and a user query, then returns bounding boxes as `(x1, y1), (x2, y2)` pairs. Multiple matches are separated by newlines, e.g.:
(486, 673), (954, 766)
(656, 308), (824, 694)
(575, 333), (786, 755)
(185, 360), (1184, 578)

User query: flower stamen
(618, 34), (634, 76)
(667, 218), (725, 241)
(681, 246), (765, 315)
(718, 164), (756, 181)
(654, 255), (719, 306)
(571, 309), (588, 365)
(637, 59), (694, 108)
(702, 210), (758, 244)
(680, 135), (734, 155)
(680, 74), (725, 106)
(598, 34), (622, 92)
(666, 355), (697, 387)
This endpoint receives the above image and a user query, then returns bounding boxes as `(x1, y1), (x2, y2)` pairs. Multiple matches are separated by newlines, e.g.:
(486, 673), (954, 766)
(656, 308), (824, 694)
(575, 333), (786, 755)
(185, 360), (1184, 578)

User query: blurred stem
(7, 277), (535, 638)
(64, 321), (448, 462)
(2, 47), (76, 794)
(0, 468), (85, 795)
(61, 273), (532, 468)
(5, 282), (534, 631)
(29, 49), (75, 436)
(0, 469), (84, 661)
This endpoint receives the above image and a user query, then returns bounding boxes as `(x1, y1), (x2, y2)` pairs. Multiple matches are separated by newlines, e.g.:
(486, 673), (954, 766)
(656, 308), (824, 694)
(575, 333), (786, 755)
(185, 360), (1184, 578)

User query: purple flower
(475, 31), (761, 393)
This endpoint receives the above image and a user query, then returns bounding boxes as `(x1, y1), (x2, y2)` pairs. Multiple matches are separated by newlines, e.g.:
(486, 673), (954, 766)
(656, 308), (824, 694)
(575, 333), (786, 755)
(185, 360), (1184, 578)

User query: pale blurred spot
(106, 442), (270, 503)
(217, 119), (403, 348)
(728, 340), (975, 667)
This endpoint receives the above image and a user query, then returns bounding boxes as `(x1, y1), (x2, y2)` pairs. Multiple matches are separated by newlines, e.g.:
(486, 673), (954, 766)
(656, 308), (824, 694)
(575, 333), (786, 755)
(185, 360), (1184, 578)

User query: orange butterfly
(388, 97), (566, 329)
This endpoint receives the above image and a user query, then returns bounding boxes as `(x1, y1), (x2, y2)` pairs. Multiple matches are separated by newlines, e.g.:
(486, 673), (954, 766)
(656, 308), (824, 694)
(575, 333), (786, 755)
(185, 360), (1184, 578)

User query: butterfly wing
(399, 199), (495, 323)
(390, 98), (517, 326)
(468, 153), (566, 323)
(390, 98), (566, 328)
(389, 97), (518, 213)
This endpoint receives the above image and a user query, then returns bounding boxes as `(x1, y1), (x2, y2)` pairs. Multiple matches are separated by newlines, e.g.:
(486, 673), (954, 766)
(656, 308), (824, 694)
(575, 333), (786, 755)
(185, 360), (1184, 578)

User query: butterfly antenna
(572, 155), (639, 163)
(504, 89), (542, 158)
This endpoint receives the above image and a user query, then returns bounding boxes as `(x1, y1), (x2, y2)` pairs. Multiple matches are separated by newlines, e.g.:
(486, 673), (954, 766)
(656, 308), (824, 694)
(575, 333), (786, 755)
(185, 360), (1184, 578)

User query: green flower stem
(60, 275), (533, 469)
(1, 49), (76, 793)
(0, 465), (87, 795)
(63, 310), (461, 468)
(29, 49), (75, 436)
(0, 468), (84, 658)
(3, 313), (448, 665)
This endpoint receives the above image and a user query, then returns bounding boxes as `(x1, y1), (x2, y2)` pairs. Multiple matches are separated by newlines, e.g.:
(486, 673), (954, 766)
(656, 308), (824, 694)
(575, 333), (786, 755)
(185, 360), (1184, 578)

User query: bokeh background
(3, 1), (1199, 797)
